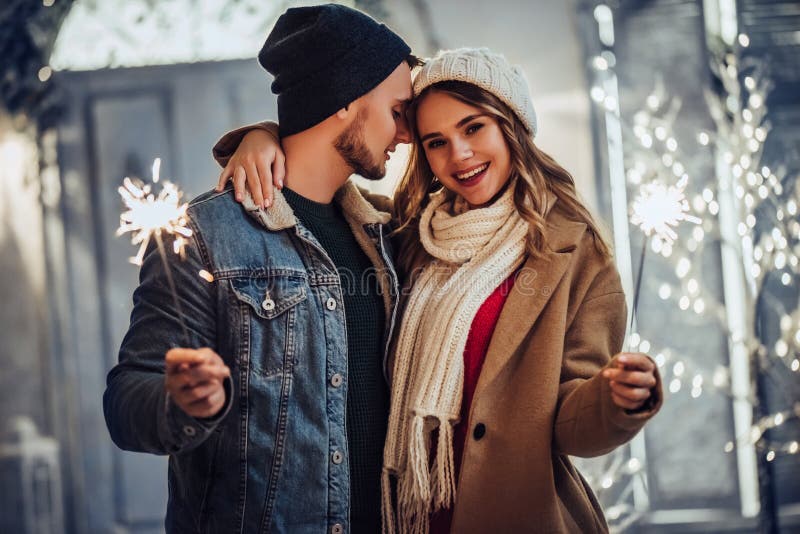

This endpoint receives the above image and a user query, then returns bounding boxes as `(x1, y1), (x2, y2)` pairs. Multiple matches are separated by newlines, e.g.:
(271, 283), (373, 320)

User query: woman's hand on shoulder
(215, 129), (285, 209)
(602, 353), (657, 411)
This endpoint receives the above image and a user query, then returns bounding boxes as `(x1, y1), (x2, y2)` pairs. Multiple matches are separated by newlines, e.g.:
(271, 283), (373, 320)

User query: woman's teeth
(455, 163), (488, 181)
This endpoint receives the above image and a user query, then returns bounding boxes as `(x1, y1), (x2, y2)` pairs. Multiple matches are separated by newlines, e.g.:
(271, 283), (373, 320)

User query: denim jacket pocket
(230, 275), (307, 377)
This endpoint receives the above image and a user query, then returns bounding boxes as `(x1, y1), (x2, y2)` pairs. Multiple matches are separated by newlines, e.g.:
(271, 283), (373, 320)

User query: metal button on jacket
(330, 373), (343, 387)
(261, 298), (275, 311)
(326, 297), (337, 310)
(331, 524), (343, 534)
(331, 450), (344, 464)
(182, 425), (197, 437)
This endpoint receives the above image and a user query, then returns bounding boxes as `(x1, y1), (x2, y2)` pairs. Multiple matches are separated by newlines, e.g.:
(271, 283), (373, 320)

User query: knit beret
(413, 48), (538, 138)
(258, 4), (411, 137)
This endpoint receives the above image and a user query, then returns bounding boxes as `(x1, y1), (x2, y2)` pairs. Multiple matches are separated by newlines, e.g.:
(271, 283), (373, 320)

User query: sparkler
(628, 175), (701, 341)
(630, 175), (701, 245)
(117, 158), (193, 345)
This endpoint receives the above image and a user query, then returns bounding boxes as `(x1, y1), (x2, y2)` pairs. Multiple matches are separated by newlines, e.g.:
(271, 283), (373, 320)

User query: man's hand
(165, 348), (231, 419)
(602, 352), (657, 411)
(215, 129), (285, 209)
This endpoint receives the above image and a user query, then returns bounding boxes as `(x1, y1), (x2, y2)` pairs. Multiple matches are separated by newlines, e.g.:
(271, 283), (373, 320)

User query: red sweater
(430, 271), (518, 533)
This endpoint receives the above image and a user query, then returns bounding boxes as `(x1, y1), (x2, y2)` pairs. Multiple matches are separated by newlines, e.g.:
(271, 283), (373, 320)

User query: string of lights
(583, 3), (799, 530)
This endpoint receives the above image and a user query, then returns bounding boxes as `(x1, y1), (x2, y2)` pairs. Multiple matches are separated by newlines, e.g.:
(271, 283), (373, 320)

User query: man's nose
(393, 113), (412, 145)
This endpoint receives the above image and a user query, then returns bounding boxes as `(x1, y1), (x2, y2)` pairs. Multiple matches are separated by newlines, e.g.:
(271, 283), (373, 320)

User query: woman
(214, 48), (662, 534)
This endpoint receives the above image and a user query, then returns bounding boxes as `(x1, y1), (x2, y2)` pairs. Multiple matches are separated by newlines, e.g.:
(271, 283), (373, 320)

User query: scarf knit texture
(382, 185), (529, 534)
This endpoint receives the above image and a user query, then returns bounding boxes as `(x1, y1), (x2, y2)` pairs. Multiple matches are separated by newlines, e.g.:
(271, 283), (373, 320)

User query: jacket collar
(242, 178), (391, 231)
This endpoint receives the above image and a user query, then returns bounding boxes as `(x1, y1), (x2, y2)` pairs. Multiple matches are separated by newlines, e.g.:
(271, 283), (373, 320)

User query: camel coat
(394, 202), (663, 534)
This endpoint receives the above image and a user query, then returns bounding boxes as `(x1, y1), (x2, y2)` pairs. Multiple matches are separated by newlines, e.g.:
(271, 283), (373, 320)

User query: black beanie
(258, 4), (411, 137)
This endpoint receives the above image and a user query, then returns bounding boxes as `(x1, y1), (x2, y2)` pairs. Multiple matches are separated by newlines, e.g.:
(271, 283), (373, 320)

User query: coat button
(473, 423), (486, 440)
(332, 450), (344, 464)
(261, 298), (275, 311)
(182, 425), (197, 437)
(326, 297), (337, 310)
(330, 373), (343, 387)
(331, 524), (343, 534)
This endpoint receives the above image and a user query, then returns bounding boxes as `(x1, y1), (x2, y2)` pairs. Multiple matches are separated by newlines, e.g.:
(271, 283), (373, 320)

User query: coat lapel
(473, 211), (587, 400)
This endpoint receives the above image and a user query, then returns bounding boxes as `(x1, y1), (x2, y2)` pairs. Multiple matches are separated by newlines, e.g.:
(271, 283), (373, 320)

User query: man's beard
(334, 108), (385, 181)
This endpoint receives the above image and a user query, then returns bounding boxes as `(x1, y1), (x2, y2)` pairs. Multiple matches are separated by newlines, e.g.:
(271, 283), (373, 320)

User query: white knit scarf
(381, 184), (530, 534)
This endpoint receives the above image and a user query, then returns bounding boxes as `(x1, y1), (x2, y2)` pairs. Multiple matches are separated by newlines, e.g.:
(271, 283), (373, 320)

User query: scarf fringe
(387, 415), (458, 534)
(431, 417), (456, 511)
(406, 416), (431, 504)
(381, 469), (395, 534)
(395, 416), (433, 534)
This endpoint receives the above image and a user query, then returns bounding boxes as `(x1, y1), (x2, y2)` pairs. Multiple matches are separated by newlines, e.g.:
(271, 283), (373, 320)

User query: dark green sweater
(283, 187), (387, 533)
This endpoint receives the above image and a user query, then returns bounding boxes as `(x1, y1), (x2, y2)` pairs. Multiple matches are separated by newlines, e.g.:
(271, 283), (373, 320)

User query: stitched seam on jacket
(259, 306), (296, 532)
(236, 298), (250, 534)
(580, 290), (624, 305)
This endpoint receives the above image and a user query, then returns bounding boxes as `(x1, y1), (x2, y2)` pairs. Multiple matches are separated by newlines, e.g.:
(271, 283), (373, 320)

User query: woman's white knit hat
(413, 47), (538, 138)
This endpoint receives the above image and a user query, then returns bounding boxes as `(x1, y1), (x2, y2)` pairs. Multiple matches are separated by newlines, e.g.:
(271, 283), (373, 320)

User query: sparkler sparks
(116, 158), (193, 345)
(630, 176), (701, 244)
(626, 176), (703, 351)
(116, 159), (192, 266)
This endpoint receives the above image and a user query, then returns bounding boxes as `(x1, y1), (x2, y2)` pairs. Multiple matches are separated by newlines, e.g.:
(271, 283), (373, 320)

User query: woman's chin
(462, 185), (506, 209)
(462, 192), (492, 209)
(468, 178), (516, 208)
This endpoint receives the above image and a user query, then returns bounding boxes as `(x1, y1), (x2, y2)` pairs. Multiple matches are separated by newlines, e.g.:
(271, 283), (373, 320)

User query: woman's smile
(452, 162), (490, 186)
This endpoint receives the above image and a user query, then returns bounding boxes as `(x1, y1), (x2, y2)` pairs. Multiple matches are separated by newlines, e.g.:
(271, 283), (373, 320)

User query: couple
(104, 4), (662, 533)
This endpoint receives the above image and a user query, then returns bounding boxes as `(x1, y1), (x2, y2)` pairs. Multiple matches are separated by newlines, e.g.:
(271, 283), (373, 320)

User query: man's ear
(335, 104), (350, 119)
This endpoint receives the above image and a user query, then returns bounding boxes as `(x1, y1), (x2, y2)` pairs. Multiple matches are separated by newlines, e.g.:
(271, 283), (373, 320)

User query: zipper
(375, 224), (401, 383)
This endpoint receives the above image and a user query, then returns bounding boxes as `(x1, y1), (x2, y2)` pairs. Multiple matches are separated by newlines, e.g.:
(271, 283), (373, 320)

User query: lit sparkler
(117, 158), (192, 266)
(627, 176), (702, 345)
(117, 158), (193, 344)
(631, 175), (701, 244)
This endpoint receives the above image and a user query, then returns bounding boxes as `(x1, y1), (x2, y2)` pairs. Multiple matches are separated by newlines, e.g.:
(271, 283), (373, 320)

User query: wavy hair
(392, 80), (612, 276)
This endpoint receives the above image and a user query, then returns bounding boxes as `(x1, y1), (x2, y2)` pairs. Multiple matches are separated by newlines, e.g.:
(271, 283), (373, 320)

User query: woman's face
(415, 91), (512, 208)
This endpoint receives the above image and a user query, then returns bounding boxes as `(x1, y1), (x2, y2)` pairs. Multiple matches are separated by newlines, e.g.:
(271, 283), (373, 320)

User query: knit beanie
(413, 47), (538, 138)
(258, 4), (411, 137)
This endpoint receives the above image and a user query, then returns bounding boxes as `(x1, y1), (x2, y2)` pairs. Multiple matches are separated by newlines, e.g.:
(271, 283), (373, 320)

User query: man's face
(334, 62), (413, 180)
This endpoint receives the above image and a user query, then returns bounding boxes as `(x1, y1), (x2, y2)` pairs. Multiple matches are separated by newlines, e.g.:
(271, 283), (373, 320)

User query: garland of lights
(582, 4), (798, 531)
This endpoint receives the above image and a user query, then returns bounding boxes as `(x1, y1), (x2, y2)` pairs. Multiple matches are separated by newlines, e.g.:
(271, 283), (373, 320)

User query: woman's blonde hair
(392, 80), (612, 276)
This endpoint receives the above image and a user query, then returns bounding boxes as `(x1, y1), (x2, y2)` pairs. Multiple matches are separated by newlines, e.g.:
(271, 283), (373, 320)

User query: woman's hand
(215, 129), (285, 209)
(602, 353), (657, 411)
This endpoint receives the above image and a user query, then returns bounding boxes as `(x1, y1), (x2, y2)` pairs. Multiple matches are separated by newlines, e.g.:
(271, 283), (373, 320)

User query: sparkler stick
(630, 234), (648, 336)
(117, 158), (193, 346)
(628, 176), (701, 347)
(153, 231), (190, 345)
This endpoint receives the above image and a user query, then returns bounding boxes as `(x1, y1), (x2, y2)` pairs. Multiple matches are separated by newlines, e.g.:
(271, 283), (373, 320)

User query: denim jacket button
(330, 373), (343, 387)
(182, 425), (197, 437)
(331, 450), (343, 464)
(261, 298), (275, 311)
(326, 297), (337, 310)
(331, 524), (343, 534)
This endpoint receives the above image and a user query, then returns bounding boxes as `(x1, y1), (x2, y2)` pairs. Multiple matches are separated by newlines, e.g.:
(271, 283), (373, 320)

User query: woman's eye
(392, 109), (401, 119)
(466, 123), (484, 135)
(427, 139), (444, 149)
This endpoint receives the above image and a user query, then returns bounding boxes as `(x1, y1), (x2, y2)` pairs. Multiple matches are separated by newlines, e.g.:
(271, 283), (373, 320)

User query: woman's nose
(451, 138), (474, 161)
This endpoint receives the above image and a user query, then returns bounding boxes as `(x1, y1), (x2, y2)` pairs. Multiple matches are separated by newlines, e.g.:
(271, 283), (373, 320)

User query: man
(104, 4), (416, 532)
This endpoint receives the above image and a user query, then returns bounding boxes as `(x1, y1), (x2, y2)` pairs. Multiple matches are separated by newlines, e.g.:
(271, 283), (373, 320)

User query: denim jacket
(104, 180), (400, 533)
